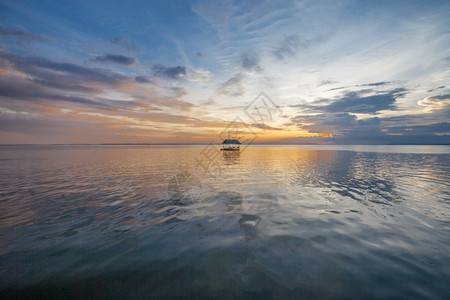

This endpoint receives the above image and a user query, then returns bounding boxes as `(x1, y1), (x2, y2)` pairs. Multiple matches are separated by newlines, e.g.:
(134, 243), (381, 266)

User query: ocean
(0, 145), (449, 299)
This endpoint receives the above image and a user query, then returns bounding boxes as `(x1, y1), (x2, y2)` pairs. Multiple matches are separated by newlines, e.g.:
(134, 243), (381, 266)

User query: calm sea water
(0, 145), (449, 299)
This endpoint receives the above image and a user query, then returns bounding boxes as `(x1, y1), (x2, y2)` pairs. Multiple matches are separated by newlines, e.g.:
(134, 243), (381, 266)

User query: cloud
(0, 50), (133, 109)
(317, 80), (337, 87)
(110, 37), (141, 52)
(93, 53), (137, 66)
(324, 86), (348, 92)
(290, 87), (407, 115)
(273, 34), (307, 60)
(250, 123), (283, 131)
(0, 71), (143, 111)
(292, 110), (450, 145)
(134, 76), (153, 83)
(200, 98), (216, 106)
(357, 81), (396, 87)
(0, 25), (47, 42)
(324, 88), (406, 114)
(169, 86), (188, 98)
(241, 52), (261, 72)
(0, 50), (127, 86)
(217, 72), (245, 97)
(294, 112), (380, 134)
(418, 94), (450, 112)
(289, 98), (332, 110)
(0, 75), (109, 109)
(28, 77), (101, 94)
(287, 86), (448, 144)
(324, 81), (401, 92)
(151, 97), (195, 111)
(292, 112), (382, 144)
(387, 122), (450, 136)
(151, 64), (186, 79)
(427, 86), (445, 93)
(189, 68), (212, 83)
(0, 50), (196, 113)
(273, 34), (327, 60)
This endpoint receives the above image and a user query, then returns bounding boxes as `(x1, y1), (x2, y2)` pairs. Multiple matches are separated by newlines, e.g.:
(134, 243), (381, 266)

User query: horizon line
(0, 143), (449, 146)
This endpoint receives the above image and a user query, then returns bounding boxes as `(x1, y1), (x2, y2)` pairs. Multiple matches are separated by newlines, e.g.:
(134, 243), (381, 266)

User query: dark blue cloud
(93, 53), (137, 66)
(289, 88), (406, 114)
(294, 112), (381, 136)
(0, 25), (46, 42)
(0, 50), (127, 85)
(29, 77), (100, 93)
(292, 112), (450, 145)
(324, 88), (406, 113)
(151, 64), (186, 79)
(134, 76), (153, 83)
(386, 122), (450, 135)
(0, 74), (115, 109)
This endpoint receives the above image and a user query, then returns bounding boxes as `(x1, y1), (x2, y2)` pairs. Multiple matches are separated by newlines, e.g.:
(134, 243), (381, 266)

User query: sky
(0, 0), (449, 145)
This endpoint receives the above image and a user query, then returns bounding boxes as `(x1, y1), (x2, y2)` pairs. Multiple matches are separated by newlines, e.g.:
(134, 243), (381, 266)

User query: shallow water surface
(0, 145), (449, 298)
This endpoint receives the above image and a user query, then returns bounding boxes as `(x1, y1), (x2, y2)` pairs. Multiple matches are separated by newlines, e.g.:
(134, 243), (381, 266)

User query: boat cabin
(220, 139), (241, 151)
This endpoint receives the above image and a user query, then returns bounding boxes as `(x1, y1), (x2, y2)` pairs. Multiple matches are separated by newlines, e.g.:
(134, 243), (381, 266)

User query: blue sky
(0, 0), (449, 144)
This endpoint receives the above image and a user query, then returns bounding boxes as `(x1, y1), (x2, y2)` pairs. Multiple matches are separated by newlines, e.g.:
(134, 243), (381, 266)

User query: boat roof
(221, 139), (241, 144)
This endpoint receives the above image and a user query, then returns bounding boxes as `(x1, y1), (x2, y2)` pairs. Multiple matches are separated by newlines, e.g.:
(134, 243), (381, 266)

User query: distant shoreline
(0, 143), (449, 146)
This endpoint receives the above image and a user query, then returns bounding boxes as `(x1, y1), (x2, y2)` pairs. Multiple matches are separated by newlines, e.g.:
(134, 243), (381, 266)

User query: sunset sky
(0, 0), (449, 144)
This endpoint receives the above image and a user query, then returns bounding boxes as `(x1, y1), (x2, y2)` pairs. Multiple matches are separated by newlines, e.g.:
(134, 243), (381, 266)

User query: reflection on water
(222, 150), (241, 165)
(0, 145), (449, 298)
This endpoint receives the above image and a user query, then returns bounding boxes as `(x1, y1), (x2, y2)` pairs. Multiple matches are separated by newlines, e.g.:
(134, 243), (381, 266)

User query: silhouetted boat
(220, 139), (241, 151)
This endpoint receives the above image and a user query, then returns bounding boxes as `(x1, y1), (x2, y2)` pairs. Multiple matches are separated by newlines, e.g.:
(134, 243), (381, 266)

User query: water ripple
(0, 145), (449, 298)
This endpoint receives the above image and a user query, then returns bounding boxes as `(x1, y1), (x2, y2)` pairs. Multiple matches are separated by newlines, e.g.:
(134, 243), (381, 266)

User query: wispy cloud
(273, 34), (327, 60)
(418, 94), (450, 113)
(217, 72), (246, 97)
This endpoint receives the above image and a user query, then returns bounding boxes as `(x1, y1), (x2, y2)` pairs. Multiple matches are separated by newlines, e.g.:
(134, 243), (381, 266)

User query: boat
(220, 139), (241, 151)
